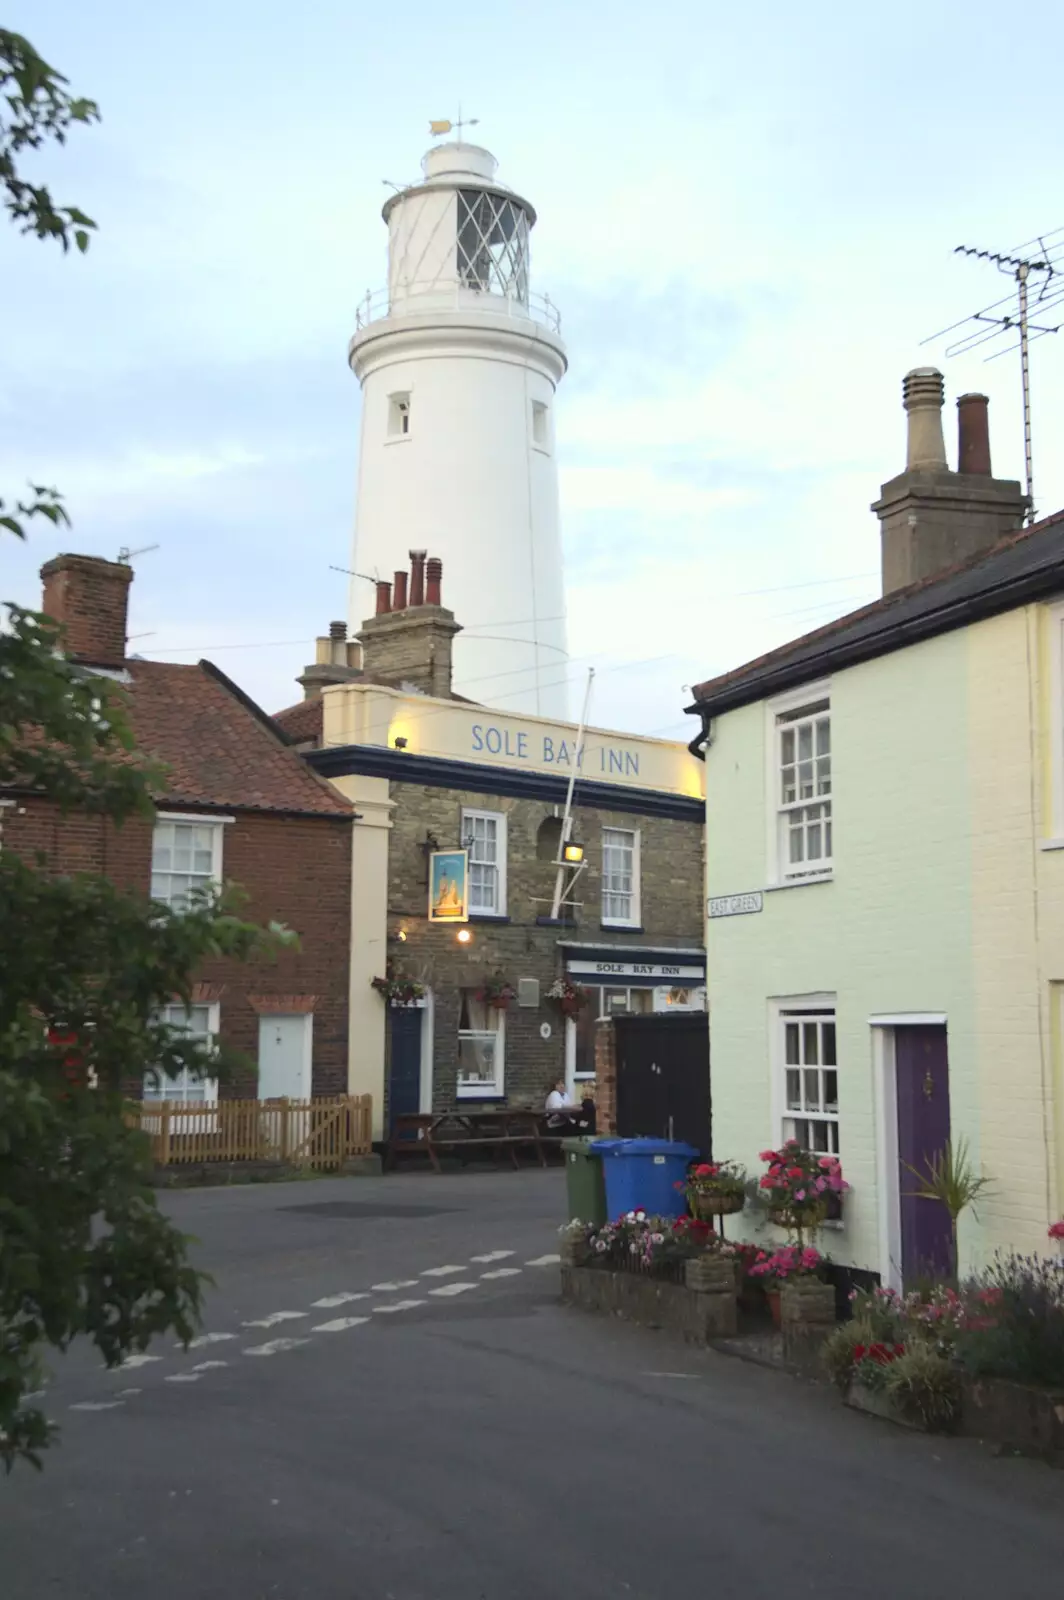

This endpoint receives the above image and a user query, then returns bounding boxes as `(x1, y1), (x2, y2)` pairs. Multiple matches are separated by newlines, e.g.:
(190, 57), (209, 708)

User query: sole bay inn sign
(567, 958), (706, 982)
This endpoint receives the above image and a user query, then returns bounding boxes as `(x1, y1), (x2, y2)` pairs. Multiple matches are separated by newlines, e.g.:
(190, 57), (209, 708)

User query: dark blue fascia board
(307, 743), (704, 823)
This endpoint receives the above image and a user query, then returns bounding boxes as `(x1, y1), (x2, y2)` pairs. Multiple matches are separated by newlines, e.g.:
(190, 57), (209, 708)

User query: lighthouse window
(531, 401), (549, 450)
(387, 393), (411, 438)
(456, 190), (529, 303)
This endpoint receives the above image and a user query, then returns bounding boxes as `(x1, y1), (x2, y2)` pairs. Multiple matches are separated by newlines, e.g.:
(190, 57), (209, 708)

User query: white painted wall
(257, 1014), (312, 1101)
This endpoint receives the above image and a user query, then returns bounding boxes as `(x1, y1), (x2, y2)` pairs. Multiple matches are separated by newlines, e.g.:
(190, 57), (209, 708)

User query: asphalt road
(3, 1169), (1063, 1599)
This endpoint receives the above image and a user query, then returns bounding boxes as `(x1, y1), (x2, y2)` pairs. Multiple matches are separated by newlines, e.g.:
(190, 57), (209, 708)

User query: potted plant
(477, 971), (517, 1011)
(758, 1142), (849, 1244)
(749, 1244), (827, 1328)
(676, 1160), (746, 1222)
(546, 977), (589, 1018)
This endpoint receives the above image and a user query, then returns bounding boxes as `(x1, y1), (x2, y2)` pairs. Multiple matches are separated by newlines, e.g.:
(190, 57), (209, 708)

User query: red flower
(787, 1166), (804, 1179)
(853, 1344), (867, 1361)
(1049, 1220), (1064, 1240)
(693, 1163), (714, 1178)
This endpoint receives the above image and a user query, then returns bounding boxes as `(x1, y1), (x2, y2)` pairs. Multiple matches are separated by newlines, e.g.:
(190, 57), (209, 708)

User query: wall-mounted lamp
(394, 736), (408, 749)
(396, 929), (407, 942)
(456, 928), (473, 945)
(562, 842), (584, 864)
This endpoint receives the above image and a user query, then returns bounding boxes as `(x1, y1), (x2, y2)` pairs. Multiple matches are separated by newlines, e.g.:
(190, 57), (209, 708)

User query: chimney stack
(357, 551), (461, 700)
(957, 393), (992, 476)
(39, 553), (134, 670)
(374, 579), (392, 615)
(296, 620), (362, 702)
(872, 369), (1026, 595)
(409, 549), (426, 607)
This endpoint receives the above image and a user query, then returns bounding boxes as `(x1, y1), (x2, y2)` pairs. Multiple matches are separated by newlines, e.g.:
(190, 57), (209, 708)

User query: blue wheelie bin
(591, 1137), (699, 1221)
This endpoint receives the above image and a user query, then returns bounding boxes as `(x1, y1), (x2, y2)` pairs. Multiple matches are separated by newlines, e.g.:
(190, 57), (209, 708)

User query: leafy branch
(1, 29), (99, 250)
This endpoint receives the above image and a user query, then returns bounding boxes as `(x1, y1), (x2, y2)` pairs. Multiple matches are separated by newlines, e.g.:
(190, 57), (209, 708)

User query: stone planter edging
(561, 1262), (736, 1341)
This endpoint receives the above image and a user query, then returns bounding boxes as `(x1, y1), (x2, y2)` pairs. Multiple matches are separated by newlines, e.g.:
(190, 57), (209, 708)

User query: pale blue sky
(4, 0), (1062, 737)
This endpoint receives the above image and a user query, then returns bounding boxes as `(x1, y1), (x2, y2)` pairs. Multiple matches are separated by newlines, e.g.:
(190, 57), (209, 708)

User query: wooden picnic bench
(387, 1107), (550, 1173)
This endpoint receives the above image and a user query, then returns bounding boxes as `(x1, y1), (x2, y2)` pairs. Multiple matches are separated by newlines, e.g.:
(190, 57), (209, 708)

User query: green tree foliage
(1, 33), (289, 1471)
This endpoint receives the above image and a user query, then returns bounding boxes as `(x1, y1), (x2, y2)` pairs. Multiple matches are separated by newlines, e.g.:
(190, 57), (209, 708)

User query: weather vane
(429, 105), (479, 142)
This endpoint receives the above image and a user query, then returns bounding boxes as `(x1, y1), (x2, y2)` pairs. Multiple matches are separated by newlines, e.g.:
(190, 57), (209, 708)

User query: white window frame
(531, 400), (550, 452)
(765, 682), (833, 885)
(601, 826), (641, 928)
(769, 994), (839, 1159)
(462, 807), (507, 917)
(387, 391), (411, 440)
(151, 814), (227, 911)
(144, 1002), (220, 1105)
(457, 1005), (505, 1099)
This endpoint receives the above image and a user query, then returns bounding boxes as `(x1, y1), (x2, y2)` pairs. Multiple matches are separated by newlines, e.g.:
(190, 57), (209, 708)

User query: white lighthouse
(347, 138), (569, 717)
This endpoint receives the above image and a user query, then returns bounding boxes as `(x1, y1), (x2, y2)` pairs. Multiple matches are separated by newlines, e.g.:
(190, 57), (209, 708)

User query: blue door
(896, 1025), (952, 1284)
(388, 1006), (423, 1133)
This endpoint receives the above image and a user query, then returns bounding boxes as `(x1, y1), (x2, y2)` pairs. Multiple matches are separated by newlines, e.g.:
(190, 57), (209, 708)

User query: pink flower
(758, 1150), (777, 1162)
(795, 1189), (806, 1202)
(1049, 1220), (1064, 1240)
(818, 1156), (836, 1169)
(815, 1177), (827, 1192)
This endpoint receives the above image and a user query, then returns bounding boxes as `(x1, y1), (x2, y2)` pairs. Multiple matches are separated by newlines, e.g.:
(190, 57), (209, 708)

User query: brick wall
(384, 781), (703, 1109)
(3, 798), (352, 1098)
(594, 1017), (618, 1134)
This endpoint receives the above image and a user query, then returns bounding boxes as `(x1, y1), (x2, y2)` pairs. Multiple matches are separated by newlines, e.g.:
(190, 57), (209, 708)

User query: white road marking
(428, 1282), (477, 1297)
(185, 1332), (238, 1349)
(311, 1292), (370, 1309)
(244, 1337), (310, 1357)
(115, 1388), (142, 1397)
(480, 1267), (522, 1280)
(420, 1265), (465, 1277)
(120, 1353), (163, 1369)
(241, 1311), (308, 1329)
(370, 1280), (419, 1292)
(371, 1299), (426, 1314)
(644, 1371), (700, 1380)
(70, 1400), (125, 1412)
(312, 1316), (370, 1333)
(470, 1250), (515, 1263)
(525, 1254), (562, 1266)
(191, 1360), (229, 1372)
(166, 1372), (203, 1384)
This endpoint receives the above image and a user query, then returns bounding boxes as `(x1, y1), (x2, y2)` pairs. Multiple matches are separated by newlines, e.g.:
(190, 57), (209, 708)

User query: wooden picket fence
(134, 1095), (373, 1171)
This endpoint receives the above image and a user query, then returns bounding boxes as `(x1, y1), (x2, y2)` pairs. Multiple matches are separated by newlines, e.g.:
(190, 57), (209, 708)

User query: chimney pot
(393, 569), (409, 610)
(409, 549), (426, 606)
(425, 557), (443, 607)
(328, 620), (347, 640)
(902, 366), (948, 471)
(375, 579), (392, 616)
(957, 392), (992, 476)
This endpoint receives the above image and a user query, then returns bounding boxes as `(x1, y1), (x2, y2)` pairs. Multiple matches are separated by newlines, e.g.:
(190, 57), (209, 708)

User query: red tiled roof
(127, 661), (350, 816)
(689, 507), (1064, 706)
(273, 697), (324, 744)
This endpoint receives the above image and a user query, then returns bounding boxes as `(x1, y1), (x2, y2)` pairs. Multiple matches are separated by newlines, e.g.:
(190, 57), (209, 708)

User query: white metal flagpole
(549, 667), (595, 921)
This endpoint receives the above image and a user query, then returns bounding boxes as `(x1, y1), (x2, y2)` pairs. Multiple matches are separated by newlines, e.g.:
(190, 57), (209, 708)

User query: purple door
(895, 1026), (952, 1285)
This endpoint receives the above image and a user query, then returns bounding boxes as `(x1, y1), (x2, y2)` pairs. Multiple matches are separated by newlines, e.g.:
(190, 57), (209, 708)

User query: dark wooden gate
(614, 1013), (711, 1154)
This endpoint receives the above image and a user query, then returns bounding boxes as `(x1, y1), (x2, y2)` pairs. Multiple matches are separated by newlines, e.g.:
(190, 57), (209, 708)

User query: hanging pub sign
(428, 849), (469, 923)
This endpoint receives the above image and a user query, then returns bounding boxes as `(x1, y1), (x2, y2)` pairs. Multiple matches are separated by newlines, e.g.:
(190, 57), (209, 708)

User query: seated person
(545, 1078), (573, 1117)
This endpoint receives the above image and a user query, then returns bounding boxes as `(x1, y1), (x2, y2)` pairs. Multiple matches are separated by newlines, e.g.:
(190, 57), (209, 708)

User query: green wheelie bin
(562, 1136), (608, 1226)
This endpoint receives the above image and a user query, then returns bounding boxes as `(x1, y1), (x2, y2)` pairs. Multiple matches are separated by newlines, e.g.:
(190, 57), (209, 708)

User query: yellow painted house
(686, 370), (1064, 1287)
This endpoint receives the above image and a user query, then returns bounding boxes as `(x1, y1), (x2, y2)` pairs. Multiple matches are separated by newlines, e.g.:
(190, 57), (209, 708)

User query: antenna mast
(923, 229), (1064, 524)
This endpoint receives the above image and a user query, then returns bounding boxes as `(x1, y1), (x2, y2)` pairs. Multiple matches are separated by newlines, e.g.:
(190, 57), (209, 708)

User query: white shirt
(545, 1088), (572, 1112)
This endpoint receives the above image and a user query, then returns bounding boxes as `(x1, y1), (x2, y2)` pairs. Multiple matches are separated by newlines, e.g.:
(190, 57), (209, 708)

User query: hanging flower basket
(676, 1161), (747, 1221)
(476, 972), (517, 1011)
(371, 971), (424, 1007)
(546, 978), (589, 1019)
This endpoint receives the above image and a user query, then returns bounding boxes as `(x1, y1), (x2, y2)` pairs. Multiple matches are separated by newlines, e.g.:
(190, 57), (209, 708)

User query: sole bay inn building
(275, 553), (706, 1139)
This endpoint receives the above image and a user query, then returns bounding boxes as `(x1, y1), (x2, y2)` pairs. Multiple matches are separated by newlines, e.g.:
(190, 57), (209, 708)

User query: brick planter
(561, 1263), (736, 1342)
(962, 1375), (1064, 1464)
(781, 1279), (837, 1373)
(559, 1235), (593, 1268)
